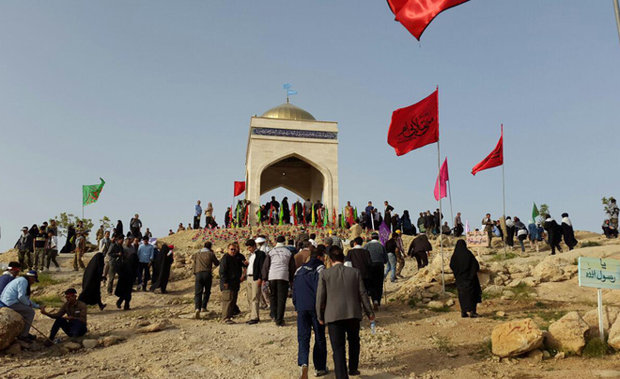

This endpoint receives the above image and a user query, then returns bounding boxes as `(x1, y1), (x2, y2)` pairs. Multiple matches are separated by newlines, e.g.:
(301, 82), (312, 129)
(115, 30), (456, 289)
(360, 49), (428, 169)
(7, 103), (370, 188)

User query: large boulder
(547, 311), (589, 355)
(491, 318), (544, 357)
(609, 315), (620, 351)
(532, 259), (564, 282)
(582, 306), (620, 338)
(0, 308), (25, 350)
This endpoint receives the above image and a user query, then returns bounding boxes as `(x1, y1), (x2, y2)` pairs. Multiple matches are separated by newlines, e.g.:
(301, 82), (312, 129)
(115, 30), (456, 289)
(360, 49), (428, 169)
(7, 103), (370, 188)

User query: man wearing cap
(15, 227), (33, 270)
(0, 270), (41, 342)
(0, 262), (21, 295)
(41, 288), (87, 344)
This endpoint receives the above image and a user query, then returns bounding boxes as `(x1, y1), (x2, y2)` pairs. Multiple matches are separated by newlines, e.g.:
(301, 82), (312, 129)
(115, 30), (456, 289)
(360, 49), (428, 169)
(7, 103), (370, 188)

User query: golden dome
(261, 101), (316, 121)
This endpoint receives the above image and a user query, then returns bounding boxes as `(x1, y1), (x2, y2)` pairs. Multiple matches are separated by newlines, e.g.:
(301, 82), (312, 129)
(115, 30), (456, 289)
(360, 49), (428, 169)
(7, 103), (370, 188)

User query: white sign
(578, 257), (620, 290)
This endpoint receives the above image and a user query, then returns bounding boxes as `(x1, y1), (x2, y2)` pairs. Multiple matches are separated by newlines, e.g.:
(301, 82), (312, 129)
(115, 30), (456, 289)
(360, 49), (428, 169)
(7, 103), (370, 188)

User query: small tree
(51, 212), (94, 238)
(538, 204), (550, 219)
(602, 197), (616, 218)
(98, 216), (113, 231)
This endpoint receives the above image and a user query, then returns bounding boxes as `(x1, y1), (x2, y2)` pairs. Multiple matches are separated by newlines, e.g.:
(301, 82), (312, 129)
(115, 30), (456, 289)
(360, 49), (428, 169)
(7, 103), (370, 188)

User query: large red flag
(471, 126), (503, 175)
(387, 89), (439, 156)
(434, 157), (449, 201)
(233, 181), (245, 196)
(386, 0), (469, 40)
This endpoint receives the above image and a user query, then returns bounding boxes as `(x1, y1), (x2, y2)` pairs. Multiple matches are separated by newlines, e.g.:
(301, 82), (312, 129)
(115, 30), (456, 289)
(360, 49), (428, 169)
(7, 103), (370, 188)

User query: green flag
(323, 208), (328, 227)
(279, 206), (284, 226)
(341, 209), (345, 228)
(532, 202), (540, 222)
(354, 207), (358, 220)
(82, 178), (105, 206)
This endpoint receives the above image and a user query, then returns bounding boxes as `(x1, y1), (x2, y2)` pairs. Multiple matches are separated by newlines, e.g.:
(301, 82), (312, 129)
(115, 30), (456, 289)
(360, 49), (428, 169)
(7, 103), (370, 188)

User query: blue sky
(1, 1), (619, 251)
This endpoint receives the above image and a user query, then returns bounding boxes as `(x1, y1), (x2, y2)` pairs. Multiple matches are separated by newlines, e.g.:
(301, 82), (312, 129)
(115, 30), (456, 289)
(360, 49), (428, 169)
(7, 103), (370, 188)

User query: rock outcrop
(0, 308), (25, 350)
(491, 318), (544, 357)
(546, 311), (589, 355)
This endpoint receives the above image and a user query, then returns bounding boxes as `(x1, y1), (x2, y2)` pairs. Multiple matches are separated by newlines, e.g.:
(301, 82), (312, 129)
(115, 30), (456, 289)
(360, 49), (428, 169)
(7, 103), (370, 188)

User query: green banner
(82, 178), (105, 206)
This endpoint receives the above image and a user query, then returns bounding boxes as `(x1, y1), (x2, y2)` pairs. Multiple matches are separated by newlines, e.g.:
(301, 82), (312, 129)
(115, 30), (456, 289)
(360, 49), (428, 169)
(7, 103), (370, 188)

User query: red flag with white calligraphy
(471, 126), (504, 175)
(387, 89), (439, 156)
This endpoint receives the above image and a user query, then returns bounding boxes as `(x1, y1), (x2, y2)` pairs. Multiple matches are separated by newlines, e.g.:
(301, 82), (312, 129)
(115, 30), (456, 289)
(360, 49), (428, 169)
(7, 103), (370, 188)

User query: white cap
(255, 237), (266, 243)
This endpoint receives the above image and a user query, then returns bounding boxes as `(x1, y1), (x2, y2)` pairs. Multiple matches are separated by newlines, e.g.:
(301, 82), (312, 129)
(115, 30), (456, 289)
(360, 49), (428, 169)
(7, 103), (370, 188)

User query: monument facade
(245, 100), (338, 224)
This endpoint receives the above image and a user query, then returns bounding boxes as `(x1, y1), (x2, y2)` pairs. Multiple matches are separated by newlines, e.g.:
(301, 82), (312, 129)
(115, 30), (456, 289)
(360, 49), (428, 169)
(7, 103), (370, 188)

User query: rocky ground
(1, 229), (619, 379)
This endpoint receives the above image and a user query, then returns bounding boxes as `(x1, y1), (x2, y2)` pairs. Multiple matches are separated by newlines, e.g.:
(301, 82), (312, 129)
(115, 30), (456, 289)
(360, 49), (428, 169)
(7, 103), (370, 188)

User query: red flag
(233, 181), (245, 196)
(471, 126), (504, 175)
(387, 89), (439, 156)
(386, 0), (469, 40)
(434, 157), (449, 200)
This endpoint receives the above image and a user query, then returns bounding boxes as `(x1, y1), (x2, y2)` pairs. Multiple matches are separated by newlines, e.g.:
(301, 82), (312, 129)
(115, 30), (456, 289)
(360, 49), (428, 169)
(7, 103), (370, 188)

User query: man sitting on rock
(41, 288), (87, 345)
(0, 270), (40, 343)
(0, 262), (21, 295)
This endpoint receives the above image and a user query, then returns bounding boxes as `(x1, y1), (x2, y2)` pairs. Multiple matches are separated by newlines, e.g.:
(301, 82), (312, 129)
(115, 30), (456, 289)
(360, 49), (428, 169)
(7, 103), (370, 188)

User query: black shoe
(246, 319), (259, 325)
(461, 312), (468, 318)
(470, 313), (479, 318)
(116, 299), (122, 309)
(349, 370), (360, 376)
(99, 303), (107, 311)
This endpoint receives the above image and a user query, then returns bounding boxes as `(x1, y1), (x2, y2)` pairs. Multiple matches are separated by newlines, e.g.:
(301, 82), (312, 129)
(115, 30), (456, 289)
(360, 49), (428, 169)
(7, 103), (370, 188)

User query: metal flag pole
(501, 124), (507, 258)
(448, 178), (454, 232)
(614, 0), (620, 43)
(437, 86), (445, 294)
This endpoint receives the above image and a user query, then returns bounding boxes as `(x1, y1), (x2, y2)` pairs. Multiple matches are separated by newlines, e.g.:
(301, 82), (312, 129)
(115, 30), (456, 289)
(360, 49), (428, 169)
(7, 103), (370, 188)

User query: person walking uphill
(78, 251), (106, 311)
(261, 236), (296, 326)
(449, 240), (482, 318)
(193, 242), (219, 319)
(150, 245), (174, 293)
(293, 248), (328, 378)
(364, 232), (388, 310)
(220, 243), (246, 324)
(136, 237), (154, 291)
(316, 246), (375, 379)
(115, 250), (138, 310)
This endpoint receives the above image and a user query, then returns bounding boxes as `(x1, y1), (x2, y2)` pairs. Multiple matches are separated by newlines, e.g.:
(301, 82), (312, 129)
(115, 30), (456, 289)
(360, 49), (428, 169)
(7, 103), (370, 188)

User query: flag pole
(614, 0), (620, 43)
(437, 86), (445, 295)
(501, 124), (507, 258)
(448, 178), (454, 232)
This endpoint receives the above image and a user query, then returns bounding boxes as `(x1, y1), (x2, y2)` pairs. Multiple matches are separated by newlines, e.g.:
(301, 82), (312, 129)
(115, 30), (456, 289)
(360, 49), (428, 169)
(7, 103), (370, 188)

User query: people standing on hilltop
(33, 226), (47, 271)
(316, 246), (375, 378)
(194, 200), (202, 229)
(561, 213), (578, 250)
(205, 202), (215, 228)
(454, 212), (464, 237)
(514, 217), (528, 253)
(528, 220), (541, 252)
(282, 197), (290, 225)
(261, 236), (296, 326)
(193, 242), (219, 319)
(605, 198), (619, 231)
(105, 236), (124, 294)
(78, 249), (106, 311)
(15, 227), (33, 270)
(401, 210), (415, 236)
(344, 201), (354, 227)
(543, 214), (563, 255)
(450, 240), (482, 318)
(73, 231), (86, 271)
(115, 245), (138, 310)
(482, 213), (494, 248)
(364, 202), (375, 230)
(136, 236), (154, 291)
(417, 212), (426, 234)
(349, 219), (362, 240)
(129, 214), (142, 239)
(505, 216), (515, 250)
(293, 247), (328, 378)
(46, 230), (60, 271)
(424, 211), (434, 236)
(96, 225), (104, 245)
(384, 201), (394, 231)
(150, 244), (174, 294)
(144, 228), (153, 239)
(113, 220), (123, 239)
(408, 234), (432, 269)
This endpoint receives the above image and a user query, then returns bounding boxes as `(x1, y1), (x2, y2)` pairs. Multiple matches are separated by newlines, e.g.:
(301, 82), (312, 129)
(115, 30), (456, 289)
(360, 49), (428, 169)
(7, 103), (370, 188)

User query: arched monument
(245, 100), (339, 224)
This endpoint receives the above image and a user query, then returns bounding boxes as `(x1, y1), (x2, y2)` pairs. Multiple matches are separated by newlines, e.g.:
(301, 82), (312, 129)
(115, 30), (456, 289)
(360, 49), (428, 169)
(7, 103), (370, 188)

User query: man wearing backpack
(293, 247), (328, 378)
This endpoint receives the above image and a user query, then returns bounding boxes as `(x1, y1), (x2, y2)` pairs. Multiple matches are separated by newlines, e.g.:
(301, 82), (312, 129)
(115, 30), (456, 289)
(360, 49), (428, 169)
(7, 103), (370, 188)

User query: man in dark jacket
(293, 248), (328, 378)
(15, 227), (33, 270)
(219, 243), (245, 324)
(345, 237), (372, 293)
(245, 239), (265, 324)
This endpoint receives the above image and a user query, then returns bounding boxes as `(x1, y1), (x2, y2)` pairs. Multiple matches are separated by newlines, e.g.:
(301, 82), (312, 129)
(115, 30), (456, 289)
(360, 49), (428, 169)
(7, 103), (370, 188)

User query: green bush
(580, 241), (601, 248)
(582, 337), (609, 358)
(37, 272), (63, 287)
(32, 294), (64, 307)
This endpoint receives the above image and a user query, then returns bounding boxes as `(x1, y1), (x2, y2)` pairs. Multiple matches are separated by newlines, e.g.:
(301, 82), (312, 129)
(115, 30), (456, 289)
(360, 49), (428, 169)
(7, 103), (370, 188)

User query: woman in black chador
(150, 244), (174, 294)
(449, 240), (482, 318)
(115, 251), (138, 310)
(78, 252), (106, 310)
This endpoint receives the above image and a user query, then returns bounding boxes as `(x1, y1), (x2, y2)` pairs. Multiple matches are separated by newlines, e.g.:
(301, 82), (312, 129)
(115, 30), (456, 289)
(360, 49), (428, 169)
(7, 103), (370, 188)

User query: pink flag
(433, 157), (449, 201)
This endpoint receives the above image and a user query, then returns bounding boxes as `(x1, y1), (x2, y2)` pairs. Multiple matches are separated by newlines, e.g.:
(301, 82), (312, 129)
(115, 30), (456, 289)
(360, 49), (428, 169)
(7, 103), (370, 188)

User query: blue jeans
(297, 310), (327, 370)
(384, 253), (397, 282)
(50, 318), (87, 339)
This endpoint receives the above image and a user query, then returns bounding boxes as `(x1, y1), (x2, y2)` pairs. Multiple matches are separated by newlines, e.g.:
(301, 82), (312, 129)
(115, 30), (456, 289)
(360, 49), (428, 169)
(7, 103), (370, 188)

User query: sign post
(578, 256), (620, 341)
